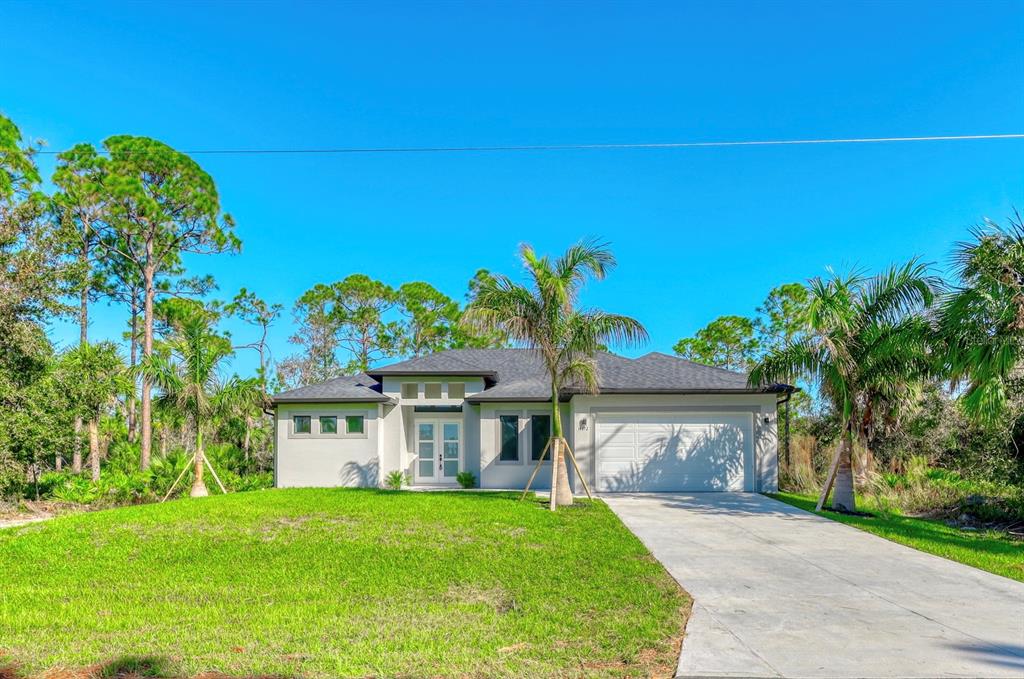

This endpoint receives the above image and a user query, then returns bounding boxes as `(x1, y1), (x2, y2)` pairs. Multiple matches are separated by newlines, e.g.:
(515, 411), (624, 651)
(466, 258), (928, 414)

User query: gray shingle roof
(271, 374), (391, 403)
(272, 349), (792, 405)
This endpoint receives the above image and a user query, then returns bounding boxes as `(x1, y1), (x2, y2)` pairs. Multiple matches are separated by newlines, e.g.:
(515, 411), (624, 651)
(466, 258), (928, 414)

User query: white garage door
(595, 412), (752, 492)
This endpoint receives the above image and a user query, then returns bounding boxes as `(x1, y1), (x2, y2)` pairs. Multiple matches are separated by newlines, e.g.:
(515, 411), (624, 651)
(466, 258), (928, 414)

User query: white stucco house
(271, 348), (794, 494)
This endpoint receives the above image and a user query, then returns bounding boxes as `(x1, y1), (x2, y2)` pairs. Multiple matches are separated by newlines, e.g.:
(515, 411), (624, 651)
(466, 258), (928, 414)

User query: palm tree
(749, 260), (938, 512)
(463, 240), (647, 509)
(59, 341), (126, 481)
(938, 214), (1024, 424)
(139, 312), (262, 497)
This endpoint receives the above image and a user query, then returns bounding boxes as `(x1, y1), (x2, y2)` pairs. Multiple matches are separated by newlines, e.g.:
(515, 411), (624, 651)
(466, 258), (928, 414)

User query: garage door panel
(596, 412), (751, 493)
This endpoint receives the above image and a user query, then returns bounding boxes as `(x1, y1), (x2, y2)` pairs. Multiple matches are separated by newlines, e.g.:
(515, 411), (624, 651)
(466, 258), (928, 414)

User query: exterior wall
(477, 402), (572, 490)
(275, 383), (779, 493)
(275, 402), (381, 487)
(569, 393), (779, 493)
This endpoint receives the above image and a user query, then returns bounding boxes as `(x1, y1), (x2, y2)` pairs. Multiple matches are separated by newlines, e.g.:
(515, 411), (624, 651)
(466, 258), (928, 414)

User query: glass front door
(414, 419), (461, 483)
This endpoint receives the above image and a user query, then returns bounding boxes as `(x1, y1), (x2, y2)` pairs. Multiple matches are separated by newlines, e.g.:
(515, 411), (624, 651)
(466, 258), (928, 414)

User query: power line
(21, 132), (1024, 156)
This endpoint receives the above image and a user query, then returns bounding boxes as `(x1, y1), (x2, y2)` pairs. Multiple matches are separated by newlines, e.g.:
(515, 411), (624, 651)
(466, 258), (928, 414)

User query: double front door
(414, 419), (461, 484)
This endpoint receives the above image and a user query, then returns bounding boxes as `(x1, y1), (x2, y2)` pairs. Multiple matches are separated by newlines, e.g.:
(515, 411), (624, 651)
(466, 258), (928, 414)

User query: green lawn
(0, 489), (688, 678)
(770, 492), (1024, 582)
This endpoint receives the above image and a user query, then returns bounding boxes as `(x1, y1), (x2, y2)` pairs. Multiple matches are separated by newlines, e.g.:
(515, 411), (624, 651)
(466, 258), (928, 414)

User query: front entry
(414, 419), (461, 484)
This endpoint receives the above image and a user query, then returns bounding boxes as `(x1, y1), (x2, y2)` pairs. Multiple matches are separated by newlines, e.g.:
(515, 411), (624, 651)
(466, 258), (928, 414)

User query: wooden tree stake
(161, 454), (195, 503)
(816, 439), (844, 511)
(520, 438), (552, 500)
(560, 437), (593, 500)
(205, 456), (228, 494)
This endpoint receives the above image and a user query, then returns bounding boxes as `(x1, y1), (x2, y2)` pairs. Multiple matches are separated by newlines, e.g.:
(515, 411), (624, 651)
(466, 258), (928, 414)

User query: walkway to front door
(414, 419), (461, 484)
(604, 493), (1024, 678)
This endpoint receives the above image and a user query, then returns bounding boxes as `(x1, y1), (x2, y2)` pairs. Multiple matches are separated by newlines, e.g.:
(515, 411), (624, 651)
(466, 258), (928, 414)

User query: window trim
(495, 411), (523, 465)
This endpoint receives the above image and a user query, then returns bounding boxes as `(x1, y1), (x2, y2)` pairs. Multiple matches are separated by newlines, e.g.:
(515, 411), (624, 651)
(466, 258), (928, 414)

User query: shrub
(383, 470), (407, 490)
(0, 450), (26, 499)
(455, 471), (476, 489)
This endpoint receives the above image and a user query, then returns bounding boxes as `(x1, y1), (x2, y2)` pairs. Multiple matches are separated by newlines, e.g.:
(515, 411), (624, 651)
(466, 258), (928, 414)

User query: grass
(0, 489), (688, 678)
(770, 492), (1024, 582)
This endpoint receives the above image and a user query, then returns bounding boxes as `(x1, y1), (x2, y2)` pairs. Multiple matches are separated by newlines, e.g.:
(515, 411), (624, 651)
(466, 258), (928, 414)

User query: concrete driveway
(604, 493), (1024, 678)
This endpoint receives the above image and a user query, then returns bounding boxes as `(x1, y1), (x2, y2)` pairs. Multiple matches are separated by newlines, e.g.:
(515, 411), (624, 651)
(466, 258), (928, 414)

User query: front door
(415, 419), (461, 484)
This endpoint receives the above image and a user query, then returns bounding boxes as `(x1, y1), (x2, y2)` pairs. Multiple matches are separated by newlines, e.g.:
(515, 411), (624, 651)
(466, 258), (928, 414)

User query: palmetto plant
(463, 240), (647, 508)
(938, 214), (1024, 424)
(139, 312), (264, 497)
(749, 260), (938, 512)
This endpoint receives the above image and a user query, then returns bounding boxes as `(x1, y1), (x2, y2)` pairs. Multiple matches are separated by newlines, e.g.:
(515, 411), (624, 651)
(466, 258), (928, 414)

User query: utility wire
(21, 132), (1024, 156)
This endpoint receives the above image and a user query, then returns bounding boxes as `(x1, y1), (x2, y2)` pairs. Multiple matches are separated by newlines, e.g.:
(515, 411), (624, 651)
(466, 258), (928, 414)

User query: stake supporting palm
(463, 240), (647, 509)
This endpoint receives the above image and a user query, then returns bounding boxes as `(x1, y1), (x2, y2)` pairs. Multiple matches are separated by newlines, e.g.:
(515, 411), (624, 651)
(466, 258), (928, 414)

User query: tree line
(0, 112), (502, 498)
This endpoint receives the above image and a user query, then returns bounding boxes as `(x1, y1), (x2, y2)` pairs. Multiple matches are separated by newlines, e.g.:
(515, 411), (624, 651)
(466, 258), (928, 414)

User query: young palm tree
(749, 260), (938, 511)
(463, 240), (647, 508)
(139, 312), (262, 497)
(938, 214), (1024, 424)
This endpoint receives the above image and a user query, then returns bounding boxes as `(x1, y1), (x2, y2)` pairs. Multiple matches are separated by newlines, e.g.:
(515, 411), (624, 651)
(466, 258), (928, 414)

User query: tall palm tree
(749, 260), (938, 511)
(463, 240), (647, 508)
(938, 214), (1024, 424)
(139, 312), (263, 497)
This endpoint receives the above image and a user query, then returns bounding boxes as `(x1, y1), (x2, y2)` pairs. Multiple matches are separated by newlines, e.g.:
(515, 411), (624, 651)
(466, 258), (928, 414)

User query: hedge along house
(271, 348), (795, 493)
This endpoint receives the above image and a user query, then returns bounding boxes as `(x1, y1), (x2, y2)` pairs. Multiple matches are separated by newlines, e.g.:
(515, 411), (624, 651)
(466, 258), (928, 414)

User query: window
(424, 383), (442, 399)
(447, 382), (465, 399)
(530, 414), (551, 461)
(345, 415), (365, 434)
(499, 414), (520, 462)
(319, 416), (337, 434)
(401, 383), (419, 399)
(293, 415), (311, 434)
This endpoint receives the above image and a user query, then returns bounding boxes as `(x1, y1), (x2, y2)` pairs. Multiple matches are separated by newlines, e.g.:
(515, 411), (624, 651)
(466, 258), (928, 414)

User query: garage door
(595, 412), (752, 492)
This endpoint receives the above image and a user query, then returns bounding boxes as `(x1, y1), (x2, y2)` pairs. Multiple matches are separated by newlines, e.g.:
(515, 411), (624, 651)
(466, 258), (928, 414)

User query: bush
(383, 470), (407, 490)
(455, 471), (476, 489)
(0, 449), (26, 499)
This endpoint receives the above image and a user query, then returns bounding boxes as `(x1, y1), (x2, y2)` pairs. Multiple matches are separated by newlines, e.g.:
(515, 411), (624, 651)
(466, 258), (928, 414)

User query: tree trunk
(72, 419), (83, 473)
(127, 297), (139, 442)
(832, 432), (856, 512)
(191, 428), (209, 497)
(88, 417), (100, 482)
(548, 388), (573, 509)
(243, 415), (252, 462)
(140, 262), (155, 470)
(160, 427), (168, 458)
(74, 238), (90, 475)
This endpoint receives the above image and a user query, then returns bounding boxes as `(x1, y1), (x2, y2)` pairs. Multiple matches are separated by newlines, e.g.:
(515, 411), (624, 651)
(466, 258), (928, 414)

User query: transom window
(424, 383), (443, 399)
(319, 416), (337, 434)
(345, 415), (365, 434)
(401, 383), (419, 399)
(499, 414), (520, 462)
(293, 415), (311, 434)
(530, 414), (551, 461)
(447, 382), (466, 399)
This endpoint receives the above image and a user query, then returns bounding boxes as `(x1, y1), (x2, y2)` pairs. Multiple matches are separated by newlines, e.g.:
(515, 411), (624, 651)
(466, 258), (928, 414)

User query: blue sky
(3, 0), (1022, 376)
